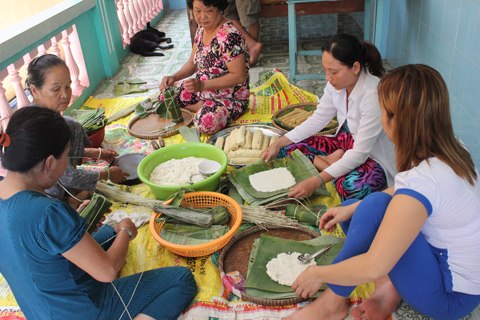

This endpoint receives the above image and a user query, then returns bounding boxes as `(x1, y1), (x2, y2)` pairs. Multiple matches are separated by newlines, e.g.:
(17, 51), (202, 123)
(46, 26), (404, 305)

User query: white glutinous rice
(149, 157), (209, 186)
(266, 252), (316, 286)
(249, 167), (296, 192)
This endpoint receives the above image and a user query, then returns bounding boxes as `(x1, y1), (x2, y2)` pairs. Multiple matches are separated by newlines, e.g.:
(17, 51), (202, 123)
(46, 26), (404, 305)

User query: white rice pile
(266, 252), (316, 286)
(249, 167), (296, 192)
(149, 157), (209, 186)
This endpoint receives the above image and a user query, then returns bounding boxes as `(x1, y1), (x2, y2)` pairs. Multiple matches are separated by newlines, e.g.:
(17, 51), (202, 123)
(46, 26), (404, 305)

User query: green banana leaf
(160, 224), (229, 245)
(228, 174), (288, 206)
(230, 149), (329, 199)
(79, 193), (112, 233)
(244, 234), (344, 299)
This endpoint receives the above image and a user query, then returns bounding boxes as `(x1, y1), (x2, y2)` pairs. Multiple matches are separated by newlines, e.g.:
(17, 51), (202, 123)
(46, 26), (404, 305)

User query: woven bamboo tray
(127, 109), (194, 139)
(218, 225), (321, 306)
(272, 102), (338, 136)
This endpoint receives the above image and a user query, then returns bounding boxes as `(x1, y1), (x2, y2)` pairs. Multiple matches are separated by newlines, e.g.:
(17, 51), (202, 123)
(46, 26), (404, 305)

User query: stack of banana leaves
(244, 234), (344, 300)
(69, 107), (107, 135)
(154, 202), (230, 245)
(228, 149), (329, 206)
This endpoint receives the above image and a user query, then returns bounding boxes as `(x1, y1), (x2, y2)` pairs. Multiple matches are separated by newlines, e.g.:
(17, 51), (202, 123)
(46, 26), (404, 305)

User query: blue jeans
(93, 225), (198, 319)
(328, 192), (480, 320)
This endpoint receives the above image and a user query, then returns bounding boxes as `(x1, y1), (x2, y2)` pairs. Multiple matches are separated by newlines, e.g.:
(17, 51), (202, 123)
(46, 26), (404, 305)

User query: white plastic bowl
(199, 160), (221, 176)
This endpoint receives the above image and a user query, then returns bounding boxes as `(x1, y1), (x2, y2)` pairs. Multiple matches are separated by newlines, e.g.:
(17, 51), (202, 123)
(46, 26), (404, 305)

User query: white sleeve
(324, 90), (383, 178)
(285, 85), (337, 143)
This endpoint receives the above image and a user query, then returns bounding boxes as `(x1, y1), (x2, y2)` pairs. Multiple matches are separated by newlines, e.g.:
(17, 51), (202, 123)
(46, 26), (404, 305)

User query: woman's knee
(353, 192), (392, 225)
(194, 106), (229, 134)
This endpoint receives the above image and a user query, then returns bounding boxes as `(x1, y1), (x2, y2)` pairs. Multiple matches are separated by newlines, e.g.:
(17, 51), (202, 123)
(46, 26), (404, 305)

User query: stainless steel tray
(206, 124), (287, 166)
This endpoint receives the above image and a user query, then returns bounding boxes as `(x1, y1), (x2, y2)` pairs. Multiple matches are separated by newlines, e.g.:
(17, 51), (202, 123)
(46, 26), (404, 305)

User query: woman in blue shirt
(0, 107), (197, 319)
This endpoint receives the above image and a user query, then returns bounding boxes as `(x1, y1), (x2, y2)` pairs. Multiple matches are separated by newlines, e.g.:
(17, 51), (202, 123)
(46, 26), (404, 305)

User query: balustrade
(115, 0), (165, 47)
(0, 25), (88, 128)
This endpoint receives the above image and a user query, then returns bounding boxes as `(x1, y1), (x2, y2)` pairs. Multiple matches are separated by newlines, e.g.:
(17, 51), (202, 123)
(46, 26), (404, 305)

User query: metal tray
(206, 124), (287, 166)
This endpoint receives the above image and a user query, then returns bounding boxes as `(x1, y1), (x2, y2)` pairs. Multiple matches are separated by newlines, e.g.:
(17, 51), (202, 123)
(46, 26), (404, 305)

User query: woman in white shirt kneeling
(263, 34), (395, 201)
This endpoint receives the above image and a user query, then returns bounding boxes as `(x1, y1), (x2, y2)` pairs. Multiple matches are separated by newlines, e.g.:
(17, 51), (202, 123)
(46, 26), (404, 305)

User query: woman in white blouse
(262, 34), (395, 200)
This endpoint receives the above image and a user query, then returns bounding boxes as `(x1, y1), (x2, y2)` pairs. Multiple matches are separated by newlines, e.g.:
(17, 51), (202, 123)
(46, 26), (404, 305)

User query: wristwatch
(119, 227), (133, 240)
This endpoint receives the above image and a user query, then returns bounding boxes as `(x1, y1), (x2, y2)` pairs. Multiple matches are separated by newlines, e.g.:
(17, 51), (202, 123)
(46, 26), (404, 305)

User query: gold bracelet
(97, 147), (102, 160)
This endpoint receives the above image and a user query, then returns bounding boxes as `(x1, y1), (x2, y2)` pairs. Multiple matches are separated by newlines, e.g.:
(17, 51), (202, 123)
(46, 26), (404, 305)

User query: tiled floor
(93, 9), (364, 99)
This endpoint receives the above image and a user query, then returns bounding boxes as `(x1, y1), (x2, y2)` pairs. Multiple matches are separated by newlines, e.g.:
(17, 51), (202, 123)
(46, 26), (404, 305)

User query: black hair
(322, 34), (385, 77)
(1, 107), (71, 172)
(25, 54), (67, 90)
(186, 0), (228, 11)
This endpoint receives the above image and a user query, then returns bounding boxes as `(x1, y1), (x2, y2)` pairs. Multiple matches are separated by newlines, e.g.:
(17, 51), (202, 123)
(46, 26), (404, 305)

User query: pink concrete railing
(115, 0), (164, 47)
(0, 25), (89, 131)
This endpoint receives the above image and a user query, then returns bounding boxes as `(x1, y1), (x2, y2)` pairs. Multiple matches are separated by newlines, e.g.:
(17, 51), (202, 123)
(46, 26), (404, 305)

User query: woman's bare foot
(285, 288), (349, 320)
(351, 277), (401, 320)
(185, 101), (204, 113)
(249, 41), (263, 66)
(313, 149), (345, 171)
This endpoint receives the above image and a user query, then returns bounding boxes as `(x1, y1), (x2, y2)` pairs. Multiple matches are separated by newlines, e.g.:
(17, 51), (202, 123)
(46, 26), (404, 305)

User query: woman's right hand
(261, 143), (281, 162)
(319, 206), (353, 232)
(114, 218), (138, 240)
(159, 75), (177, 91)
(108, 166), (129, 184)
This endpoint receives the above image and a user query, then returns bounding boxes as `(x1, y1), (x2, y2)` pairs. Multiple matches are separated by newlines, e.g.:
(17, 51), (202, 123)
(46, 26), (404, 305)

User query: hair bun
(0, 133), (10, 147)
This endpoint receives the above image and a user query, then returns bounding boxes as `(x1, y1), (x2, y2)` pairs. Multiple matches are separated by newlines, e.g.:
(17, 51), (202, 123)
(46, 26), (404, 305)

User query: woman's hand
(76, 199), (91, 213)
(99, 149), (118, 163)
(114, 218), (138, 240)
(107, 166), (129, 184)
(160, 75), (177, 91)
(288, 176), (320, 198)
(319, 206), (354, 232)
(292, 266), (324, 299)
(184, 78), (205, 93)
(261, 143), (281, 162)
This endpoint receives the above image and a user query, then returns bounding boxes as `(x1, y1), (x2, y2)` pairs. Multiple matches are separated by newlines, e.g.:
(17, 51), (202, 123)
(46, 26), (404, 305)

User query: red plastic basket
(87, 127), (105, 148)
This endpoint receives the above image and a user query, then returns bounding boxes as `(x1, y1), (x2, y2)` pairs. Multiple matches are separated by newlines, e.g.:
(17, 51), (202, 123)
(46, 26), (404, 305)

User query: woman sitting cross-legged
(159, 0), (249, 134)
(0, 107), (197, 320)
(285, 65), (480, 320)
(262, 34), (396, 201)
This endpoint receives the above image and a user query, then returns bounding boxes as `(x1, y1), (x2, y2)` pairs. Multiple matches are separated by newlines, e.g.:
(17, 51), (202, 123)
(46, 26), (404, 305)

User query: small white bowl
(199, 160), (221, 176)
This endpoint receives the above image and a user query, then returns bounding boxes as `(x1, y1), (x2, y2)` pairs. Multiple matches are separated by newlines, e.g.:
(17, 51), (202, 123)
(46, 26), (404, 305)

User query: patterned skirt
(278, 123), (387, 201)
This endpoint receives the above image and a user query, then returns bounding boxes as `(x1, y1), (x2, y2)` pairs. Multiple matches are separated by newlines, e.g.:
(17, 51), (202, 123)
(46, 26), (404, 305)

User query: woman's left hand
(292, 266), (324, 299)
(184, 78), (205, 93)
(76, 199), (91, 213)
(288, 176), (320, 198)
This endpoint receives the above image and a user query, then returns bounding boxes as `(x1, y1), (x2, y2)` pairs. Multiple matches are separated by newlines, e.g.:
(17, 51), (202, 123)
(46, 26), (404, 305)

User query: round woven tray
(218, 225), (321, 306)
(272, 102), (338, 136)
(127, 109), (194, 140)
